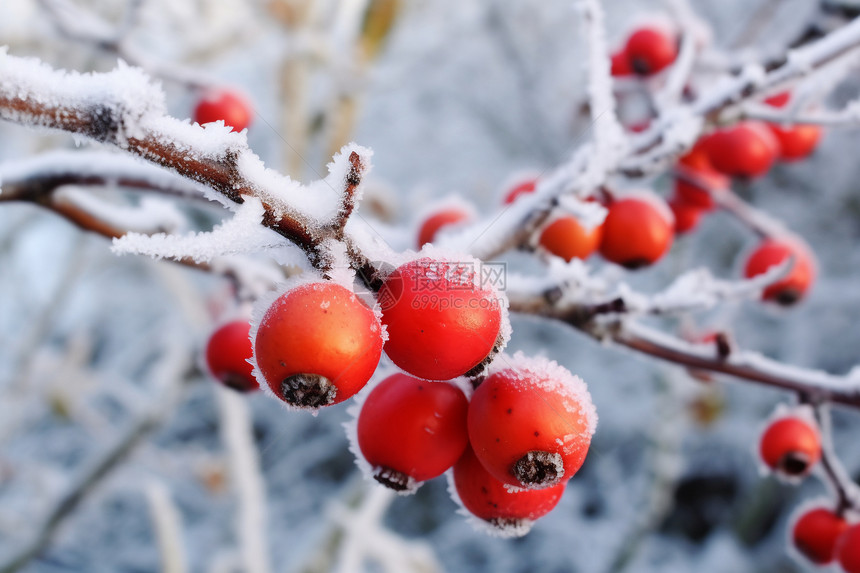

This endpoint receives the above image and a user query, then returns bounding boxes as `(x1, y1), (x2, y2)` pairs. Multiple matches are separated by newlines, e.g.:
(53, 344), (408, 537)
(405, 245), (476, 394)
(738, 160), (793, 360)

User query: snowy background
(1, 0), (859, 572)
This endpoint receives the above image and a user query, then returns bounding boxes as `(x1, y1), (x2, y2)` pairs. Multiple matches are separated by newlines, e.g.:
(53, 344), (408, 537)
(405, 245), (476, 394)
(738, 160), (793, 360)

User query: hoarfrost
(112, 196), (286, 262)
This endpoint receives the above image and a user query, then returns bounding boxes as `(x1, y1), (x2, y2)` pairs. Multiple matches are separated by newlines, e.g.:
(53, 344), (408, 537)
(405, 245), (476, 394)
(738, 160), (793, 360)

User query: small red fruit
(791, 507), (849, 564)
(767, 123), (822, 161)
(205, 320), (258, 392)
(503, 179), (537, 204)
(765, 92), (791, 108)
(610, 51), (632, 76)
(378, 258), (503, 380)
(704, 121), (778, 178)
(194, 89), (253, 132)
(624, 27), (677, 76)
(417, 208), (470, 247)
(743, 239), (816, 305)
(538, 216), (603, 261)
(759, 416), (821, 477)
(675, 142), (730, 209)
(356, 374), (469, 492)
(254, 282), (383, 409)
(599, 196), (674, 269)
(669, 197), (704, 234)
(452, 445), (566, 537)
(467, 356), (596, 489)
(837, 524), (860, 573)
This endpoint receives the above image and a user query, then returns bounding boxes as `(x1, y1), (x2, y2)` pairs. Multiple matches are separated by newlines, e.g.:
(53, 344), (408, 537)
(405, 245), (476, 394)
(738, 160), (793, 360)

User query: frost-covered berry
(378, 258), (504, 381)
(704, 122), (778, 178)
(356, 374), (469, 492)
(743, 239), (816, 306)
(194, 89), (253, 132)
(538, 215), (603, 261)
(599, 195), (674, 269)
(467, 355), (596, 490)
(767, 124), (822, 162)
(452, 445), (566, 537)
(837, 525), (860, 573)
(759, 416), (821, 477)
(624, 27), (677, 76)
(254, 282), (383, 409)
(792, 507), (849, 565)
(205, 320), (258, 392)
(417, 208), (470, 248)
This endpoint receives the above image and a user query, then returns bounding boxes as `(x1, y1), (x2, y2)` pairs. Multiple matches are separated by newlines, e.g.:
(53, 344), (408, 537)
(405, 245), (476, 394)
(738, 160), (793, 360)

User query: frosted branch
(0, 51), (373, 271)
(216, 387), (271, 573)
(506, 292), (860, 408)
(145, 481), (189, 573)
(742, 98), (860, 126)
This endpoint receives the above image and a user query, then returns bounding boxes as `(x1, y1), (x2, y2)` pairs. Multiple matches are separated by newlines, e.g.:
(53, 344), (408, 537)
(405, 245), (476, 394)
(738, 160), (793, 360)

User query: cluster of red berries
(664, 94), (821, 305)
(205, 255), (507, 408)
(610, 25), (678, 77)
(351, 354), (596, 536)
(759, 412), (860, 571)
(422, 176), (815, 306)
(424, 179), (674, 269)
(202, 262), (595, 536)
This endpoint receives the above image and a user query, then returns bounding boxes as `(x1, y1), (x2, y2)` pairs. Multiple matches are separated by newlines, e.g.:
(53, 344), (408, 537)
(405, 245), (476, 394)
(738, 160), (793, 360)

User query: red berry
(610, 51), (632, 76)
(669, 197), (704, 235)
(765, 91), (791, 108)
(792, 507), (849, 564)
(356, 374), (468, 492)
(599, 196), (674, 269)
(743, 239), (816, 305)
(194, 89), (253, 132)
(452, 445), (566, 537)
(704, 121), (779, 178)
(538, 216), (603, 261)
(624, 27), (677, 76)
(205, 320), (258, 392)
(626, 120), (651, 133)
(837, 524), (860, 573)
(254, 282), (383, 409)
(767, 123), (822, 161)
(467, 356), (596, 489)
(759, 416), (821, 477)
(675, 142), (729, 209)
(417, 208), (470, 248)
(503, 179), (537, 204)
(378, 258), (504, 380)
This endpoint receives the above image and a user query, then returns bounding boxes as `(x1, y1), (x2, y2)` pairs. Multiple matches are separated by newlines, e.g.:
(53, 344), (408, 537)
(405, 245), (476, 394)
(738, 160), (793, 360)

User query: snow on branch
(617, 322), (860, 407)
(742, 98), (860, 126)
(112, 196), (296, 264)
(0, 150), (216, 203)
(506, 269), (860, 409)
(620, 14), (860, 175)
(0, 50), (373, 270)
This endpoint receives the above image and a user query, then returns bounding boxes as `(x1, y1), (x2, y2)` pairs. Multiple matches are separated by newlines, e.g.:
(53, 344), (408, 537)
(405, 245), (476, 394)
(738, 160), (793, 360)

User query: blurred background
(1, 0), (860, 571)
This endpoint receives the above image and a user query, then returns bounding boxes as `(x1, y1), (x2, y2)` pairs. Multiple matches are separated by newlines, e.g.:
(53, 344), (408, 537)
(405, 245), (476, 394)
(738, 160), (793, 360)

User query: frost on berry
(468, 353), (597, 490)
(447, 446), (566, 538)
(378, 249), (511, 380)
(251, 277), (384, 412)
